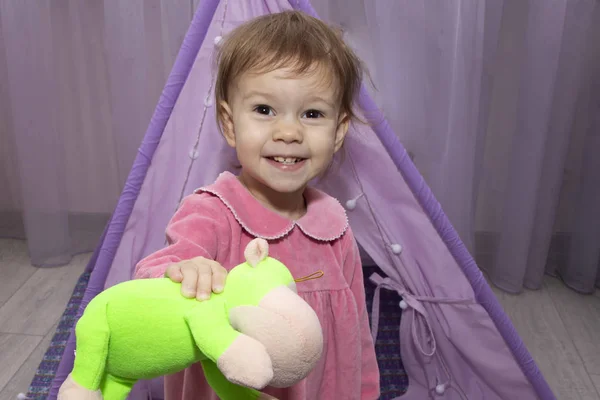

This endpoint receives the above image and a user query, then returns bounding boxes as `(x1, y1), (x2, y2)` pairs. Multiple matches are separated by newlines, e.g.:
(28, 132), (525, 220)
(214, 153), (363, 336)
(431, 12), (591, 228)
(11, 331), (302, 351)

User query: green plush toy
(57, 238), (324, 400)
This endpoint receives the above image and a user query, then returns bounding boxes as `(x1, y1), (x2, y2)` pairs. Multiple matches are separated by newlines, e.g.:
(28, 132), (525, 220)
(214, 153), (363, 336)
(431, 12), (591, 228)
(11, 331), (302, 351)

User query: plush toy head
(58, 238), (323, 400)
(224, 238), (323, 388)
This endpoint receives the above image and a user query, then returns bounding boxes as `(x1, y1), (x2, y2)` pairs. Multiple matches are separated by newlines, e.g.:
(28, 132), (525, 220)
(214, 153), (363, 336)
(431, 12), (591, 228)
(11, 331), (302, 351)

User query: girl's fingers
(165, 264), (183, 282)
(195, 264), (213, 301)
(209, 261), (227, 293)
(179, 263), (199, 298)
(169, 258), (228, 301)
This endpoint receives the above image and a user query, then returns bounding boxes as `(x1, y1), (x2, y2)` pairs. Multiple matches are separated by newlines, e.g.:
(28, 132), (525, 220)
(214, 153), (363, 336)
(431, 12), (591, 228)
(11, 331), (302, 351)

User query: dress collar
(195, 171), (348, 241)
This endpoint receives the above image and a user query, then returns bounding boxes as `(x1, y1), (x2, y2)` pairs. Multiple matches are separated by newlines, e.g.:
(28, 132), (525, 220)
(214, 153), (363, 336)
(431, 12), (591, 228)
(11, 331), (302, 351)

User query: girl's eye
(304, 109), (323, 119)
(254, 105), (274, 116)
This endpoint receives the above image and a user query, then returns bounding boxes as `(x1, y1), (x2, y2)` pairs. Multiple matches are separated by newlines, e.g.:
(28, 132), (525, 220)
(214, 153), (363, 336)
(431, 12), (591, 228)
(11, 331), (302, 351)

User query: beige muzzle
(228, 285), (324, 388)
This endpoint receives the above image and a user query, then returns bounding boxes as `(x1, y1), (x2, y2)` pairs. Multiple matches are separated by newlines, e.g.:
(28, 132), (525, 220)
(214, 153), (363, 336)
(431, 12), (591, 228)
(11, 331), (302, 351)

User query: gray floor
(0, 238), (599, 399)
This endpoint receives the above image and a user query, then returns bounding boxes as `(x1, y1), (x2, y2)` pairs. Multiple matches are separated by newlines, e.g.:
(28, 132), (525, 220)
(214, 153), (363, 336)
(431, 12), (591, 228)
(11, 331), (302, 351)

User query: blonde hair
(214, 10), (364, 131)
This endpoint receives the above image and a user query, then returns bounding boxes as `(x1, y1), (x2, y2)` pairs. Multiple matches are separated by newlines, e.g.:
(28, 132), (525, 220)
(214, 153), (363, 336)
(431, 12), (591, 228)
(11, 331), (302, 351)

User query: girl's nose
(272, 119), (304, 143)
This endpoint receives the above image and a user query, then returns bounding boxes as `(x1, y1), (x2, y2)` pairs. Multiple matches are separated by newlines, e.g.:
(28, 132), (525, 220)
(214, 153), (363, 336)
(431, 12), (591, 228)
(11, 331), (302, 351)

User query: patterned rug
(24, 266), (407, 399)
(364, 265), (409, 399)
(25, 271), (91, 400)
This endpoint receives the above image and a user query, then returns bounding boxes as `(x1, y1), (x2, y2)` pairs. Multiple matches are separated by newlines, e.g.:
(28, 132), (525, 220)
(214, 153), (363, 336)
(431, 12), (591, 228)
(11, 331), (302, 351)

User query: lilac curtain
(1, 0), (598, 294)
(313, 0), (600, 294)
(0, 0), (192, 265)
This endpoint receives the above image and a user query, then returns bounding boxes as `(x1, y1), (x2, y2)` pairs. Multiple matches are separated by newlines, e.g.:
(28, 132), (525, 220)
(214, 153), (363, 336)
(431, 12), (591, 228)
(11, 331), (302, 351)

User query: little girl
(134, 10), (380, 400)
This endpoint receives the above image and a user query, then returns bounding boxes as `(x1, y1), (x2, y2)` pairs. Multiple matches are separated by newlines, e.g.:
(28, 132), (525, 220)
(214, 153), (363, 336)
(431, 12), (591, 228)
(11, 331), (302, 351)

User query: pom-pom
(435, 384), (446, 394)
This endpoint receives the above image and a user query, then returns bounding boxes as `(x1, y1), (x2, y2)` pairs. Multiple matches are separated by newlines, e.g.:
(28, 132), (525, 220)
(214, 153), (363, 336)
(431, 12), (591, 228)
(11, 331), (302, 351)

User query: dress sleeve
(342, 228), (381, 399)
(133, 194), (228, 279)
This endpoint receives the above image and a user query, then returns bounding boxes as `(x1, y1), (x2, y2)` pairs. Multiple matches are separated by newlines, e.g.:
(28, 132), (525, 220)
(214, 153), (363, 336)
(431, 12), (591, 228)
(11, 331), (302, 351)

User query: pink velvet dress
(134, 171), (380, 400)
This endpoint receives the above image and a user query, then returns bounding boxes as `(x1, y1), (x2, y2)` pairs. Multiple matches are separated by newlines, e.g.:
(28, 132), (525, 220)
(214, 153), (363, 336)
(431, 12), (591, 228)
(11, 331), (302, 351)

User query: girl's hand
(165, 257), (227, 301)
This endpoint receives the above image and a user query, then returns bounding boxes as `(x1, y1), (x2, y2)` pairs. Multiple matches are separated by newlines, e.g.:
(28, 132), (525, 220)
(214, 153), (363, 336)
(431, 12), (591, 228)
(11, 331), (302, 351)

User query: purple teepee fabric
(49, 1), (555, 399)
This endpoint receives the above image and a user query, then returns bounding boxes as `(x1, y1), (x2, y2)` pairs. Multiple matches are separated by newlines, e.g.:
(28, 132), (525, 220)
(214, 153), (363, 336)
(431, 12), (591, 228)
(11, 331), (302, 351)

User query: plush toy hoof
(57, 374), (103, 400)
(217, 334), (274, 389)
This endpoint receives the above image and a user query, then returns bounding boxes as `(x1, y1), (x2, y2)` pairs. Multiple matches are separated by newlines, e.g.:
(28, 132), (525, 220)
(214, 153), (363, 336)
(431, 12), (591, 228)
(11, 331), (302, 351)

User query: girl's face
(219, 64), (348, 209)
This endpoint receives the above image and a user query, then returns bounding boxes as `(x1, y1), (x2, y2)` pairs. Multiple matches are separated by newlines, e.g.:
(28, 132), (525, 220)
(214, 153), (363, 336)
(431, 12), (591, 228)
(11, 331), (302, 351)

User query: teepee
(49, 1), (555, 399)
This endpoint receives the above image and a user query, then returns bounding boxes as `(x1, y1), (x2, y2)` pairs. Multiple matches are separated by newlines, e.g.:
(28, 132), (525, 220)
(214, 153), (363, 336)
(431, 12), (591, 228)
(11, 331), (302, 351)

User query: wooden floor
(0, 238), (599, 400)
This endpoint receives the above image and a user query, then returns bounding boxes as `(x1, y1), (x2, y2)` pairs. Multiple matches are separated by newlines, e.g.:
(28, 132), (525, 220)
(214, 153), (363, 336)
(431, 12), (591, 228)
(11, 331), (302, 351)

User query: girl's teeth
(273, 157), (300, 164)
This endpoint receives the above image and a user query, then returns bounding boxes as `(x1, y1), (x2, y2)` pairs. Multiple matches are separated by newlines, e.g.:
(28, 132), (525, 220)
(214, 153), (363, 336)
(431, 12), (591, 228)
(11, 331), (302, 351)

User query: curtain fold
(1, 0), (598, 294)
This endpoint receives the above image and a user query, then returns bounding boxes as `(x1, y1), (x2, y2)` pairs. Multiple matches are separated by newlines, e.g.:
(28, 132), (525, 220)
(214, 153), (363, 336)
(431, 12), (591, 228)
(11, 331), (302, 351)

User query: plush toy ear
(245, 238), (269, 267)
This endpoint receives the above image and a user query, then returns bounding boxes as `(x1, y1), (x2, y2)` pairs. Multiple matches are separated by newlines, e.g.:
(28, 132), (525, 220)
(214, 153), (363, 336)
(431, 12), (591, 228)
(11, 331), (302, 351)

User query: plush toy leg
(61, 297), (110, 398)
(184, 307), (273, 390)
(99, 373), (136, 400)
